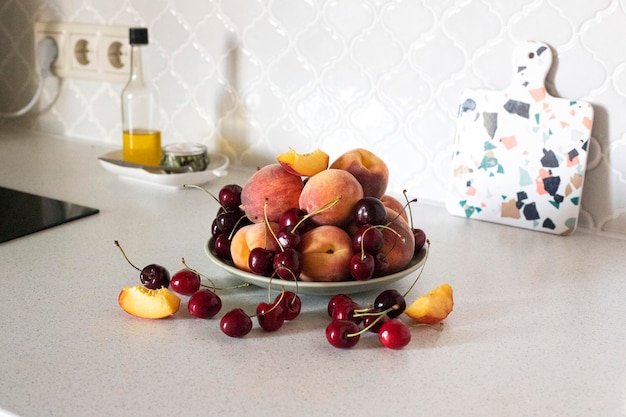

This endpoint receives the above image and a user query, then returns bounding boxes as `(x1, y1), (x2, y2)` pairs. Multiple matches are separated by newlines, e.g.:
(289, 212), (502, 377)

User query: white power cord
(0, 36), (59, 118)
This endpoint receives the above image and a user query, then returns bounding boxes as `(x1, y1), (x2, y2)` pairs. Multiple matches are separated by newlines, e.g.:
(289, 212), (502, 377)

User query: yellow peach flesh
(277, 148), (330, 177)
(118, 285), (181, 319)
(404, 283), (454, 324)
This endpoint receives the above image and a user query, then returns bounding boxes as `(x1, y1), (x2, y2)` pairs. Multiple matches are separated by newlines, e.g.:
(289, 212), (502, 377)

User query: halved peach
(277, 148), (329, 177)
(404, 283), (454, 324)
(118, 285), (181, 319)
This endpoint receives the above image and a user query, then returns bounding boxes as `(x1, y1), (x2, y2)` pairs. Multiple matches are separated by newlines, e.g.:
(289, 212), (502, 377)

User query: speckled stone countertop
(1, 130), (625, 417)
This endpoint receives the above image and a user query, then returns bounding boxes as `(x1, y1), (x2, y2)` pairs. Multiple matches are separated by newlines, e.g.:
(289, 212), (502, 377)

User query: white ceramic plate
(99, 150), (229, 188)
(204, 238), (427, 296)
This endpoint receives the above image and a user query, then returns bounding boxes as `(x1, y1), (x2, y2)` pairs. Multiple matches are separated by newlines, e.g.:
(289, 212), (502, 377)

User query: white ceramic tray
(205, 237), (427, 296)
(99, 150), (229, 188)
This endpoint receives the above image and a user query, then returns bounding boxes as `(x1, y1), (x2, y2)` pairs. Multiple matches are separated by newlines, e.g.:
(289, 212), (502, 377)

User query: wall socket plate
(34, 22), (131, 83)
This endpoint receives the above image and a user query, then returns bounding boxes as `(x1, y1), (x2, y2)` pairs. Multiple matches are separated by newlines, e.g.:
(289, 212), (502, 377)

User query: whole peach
(376, 208), (415, 275)
(299, 225), (354, 282)
(329, 148), (389, 199)
(299, 168), (364, 227)
(240, 164), (304, 223)
(230, 222), (280, 272)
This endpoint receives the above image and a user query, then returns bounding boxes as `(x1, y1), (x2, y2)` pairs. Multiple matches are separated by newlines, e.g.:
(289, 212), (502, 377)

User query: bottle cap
(129, 28), (148, 45)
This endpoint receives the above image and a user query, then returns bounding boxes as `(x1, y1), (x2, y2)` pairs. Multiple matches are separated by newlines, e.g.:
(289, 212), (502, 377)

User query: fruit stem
(347, 304), (399, 338)
(183, 184), (225, 211)
(402, 189), (418, 230)
(263, 198), (281, 251)
(294, 195), (342, 232)
(114, 240), (142, 272)
(402, 240), (430, 298)
(181, 257), (217, 291)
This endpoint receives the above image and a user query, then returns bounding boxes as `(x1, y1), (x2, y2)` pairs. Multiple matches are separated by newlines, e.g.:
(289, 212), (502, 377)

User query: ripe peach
(381, 194), (408, 222)
(377, 208), (415, 274)
(329, 148), (389, 199)
(277, 148), (329, 177)
(118, 285), (181, 319)
(240, 164), (304, 223)
(299, 225), (354, 282)
(230, 221), (281, 272)
(298, 168), (364, 227)
(404, 283), (454, 324)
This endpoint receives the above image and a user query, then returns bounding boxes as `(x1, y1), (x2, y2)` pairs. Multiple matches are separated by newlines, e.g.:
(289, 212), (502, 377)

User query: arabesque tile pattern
(1, 0), (626, 237)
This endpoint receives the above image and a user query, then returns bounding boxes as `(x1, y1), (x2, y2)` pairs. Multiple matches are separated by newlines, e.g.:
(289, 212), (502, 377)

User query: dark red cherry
(373, 252), (391, 277)
(213, 233), (232, 260)
(332, 301), (362, 324)
(352, 224), (384, 254)
(275, 291), (301, 320)
(354, 197), (386, 226)
(277, 226), (302, 249)
(256, 301), (286, 332)
(248, 247), (275, 276)
(326, 319), (360, 348)
(218, 184), (242, 210)
(327, 293), (353, 317)
(279, 208), (307, 230)
(188, 289), (222, 319)
(140, 264), (170, 289)
(220, 308), (252, 337)
(273, 248), (302, 280)
(374, 289), (406, 318)
(413, 228), (426, 252)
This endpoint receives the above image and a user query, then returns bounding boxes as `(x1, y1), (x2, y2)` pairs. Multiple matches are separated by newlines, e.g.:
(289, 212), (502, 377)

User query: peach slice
(277, 148), (330, 177)
(404, 283), (454, 324)
(118, 285), (181, 319)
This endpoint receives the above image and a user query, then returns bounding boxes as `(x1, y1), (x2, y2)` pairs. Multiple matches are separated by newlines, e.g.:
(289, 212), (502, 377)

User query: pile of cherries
(326, 288), (415, 349)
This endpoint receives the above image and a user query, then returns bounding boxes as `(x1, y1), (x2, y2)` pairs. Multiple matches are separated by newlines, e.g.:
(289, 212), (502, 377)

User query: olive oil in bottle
(121, 27), (161, 165)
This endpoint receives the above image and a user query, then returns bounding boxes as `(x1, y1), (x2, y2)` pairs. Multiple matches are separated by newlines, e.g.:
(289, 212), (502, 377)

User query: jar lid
(161, 143), (209, 172)
(129, 28), (148, 45)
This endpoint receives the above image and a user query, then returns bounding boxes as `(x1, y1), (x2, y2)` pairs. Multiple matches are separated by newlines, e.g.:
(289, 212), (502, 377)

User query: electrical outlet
(34, 22), (130, 83)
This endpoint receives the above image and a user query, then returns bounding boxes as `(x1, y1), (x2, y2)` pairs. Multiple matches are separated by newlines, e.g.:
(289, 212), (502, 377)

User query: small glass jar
(161, 143), (209, 172)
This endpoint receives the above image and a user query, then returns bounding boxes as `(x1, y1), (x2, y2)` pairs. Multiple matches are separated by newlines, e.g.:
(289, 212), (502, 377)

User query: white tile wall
(2, 0), (626, 238)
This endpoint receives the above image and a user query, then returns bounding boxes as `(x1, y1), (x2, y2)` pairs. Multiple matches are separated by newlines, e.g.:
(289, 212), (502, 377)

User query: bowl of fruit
(202, 148), (428, 295)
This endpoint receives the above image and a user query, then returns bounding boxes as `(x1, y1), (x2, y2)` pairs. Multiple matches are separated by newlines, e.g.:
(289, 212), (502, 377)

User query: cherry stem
(292, 195), (342, 233)
(402, 239), (430, 298)
(181, 257), (217, 290)
(114, 240), (142, 273)
(180, 257), (251, 292)
(263, 198), (282, 251)
(402, 189), (418, 230)
(346, 304), (399, 338)
(183, 184), (226, 211)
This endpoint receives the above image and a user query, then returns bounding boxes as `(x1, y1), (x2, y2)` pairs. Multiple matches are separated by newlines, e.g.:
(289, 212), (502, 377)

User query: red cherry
(332, 301), (362, 324)
(413, 228), (426, 252)
(362, 311), (390, 333)
(170, 269), (201, 296)
(352, 224), (384, 254)
(256, 301), (286, 332)
(220, 308), (253, 337)
(273, 247), (302, 280)
(188, 289), (222, 319)
(214, 233), (232, 260)
(275, 291), (301, 320)
(327, 293), (352, 317)
(326, 319), (360, 348)
(378, 318), (411, 349)
(349, 252), (375, 281)
(248, 247), (275, 276)
(218, 184), (242, 210)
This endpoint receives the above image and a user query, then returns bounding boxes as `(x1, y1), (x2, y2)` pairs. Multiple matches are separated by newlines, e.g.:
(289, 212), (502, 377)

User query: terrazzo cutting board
(446, 41), (594, 235)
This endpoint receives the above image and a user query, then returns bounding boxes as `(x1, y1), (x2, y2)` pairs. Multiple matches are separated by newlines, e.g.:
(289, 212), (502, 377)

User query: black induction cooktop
(0, 186), (99, 244)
